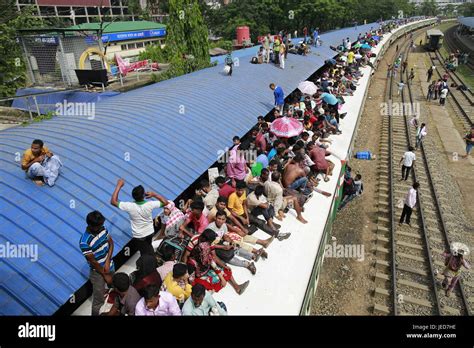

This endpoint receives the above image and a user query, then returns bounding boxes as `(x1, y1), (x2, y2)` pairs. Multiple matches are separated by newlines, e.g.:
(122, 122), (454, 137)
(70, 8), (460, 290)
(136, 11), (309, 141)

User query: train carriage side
(299, 18), (438, 315)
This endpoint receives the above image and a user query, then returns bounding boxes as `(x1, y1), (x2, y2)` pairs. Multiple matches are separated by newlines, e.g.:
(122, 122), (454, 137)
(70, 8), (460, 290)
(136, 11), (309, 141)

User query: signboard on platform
(101, 29), (166, 43)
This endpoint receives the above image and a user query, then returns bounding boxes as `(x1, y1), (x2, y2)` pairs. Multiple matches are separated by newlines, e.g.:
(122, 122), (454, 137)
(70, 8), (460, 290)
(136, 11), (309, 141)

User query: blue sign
(35, 36), (59, 44)
(101, 29), (166, 43)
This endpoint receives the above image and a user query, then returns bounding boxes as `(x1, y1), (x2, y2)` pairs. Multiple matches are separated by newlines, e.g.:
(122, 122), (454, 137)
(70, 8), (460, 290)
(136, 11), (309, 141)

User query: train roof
(426, 29), (444, 37)
(0, 19), (383, 315)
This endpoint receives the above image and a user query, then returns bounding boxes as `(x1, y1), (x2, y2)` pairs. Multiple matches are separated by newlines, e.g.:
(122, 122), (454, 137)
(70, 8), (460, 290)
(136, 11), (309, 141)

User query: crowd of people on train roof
(19, 18), (458, 316)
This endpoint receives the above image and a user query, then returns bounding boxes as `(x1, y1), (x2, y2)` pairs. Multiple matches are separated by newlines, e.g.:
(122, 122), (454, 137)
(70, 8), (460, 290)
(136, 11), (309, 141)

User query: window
(121, 44), (127, 50)
(112, 7), (121, 15)
(87, 7), (98, 15)
(39, 6), (56, 16)
(136, 42), (144, 48)
(111, 0), (121, 6)
(72, 7), (86, 16)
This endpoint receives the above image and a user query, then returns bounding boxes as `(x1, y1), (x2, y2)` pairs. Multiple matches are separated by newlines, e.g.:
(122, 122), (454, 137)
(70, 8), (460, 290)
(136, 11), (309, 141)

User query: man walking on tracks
(399, 182), (419, 227)
(426, 66), (434, 82)
(399, 146), (416, 181)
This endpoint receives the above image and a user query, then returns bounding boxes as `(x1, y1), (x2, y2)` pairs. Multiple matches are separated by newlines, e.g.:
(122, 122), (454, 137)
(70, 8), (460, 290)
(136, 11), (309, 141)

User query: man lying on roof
(21, 139), (62, 186)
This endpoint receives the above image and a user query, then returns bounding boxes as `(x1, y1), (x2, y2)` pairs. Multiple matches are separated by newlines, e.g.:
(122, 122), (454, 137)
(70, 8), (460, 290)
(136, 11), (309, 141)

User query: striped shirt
(79, 227), (114, 270)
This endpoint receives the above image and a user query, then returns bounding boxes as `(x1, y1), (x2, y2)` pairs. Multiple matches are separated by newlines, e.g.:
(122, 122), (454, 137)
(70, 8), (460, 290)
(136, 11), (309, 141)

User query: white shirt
(207, 221), (228, 239)
(119, 200), (163, 238)
(404, 188), (417, 208)
(402, 151), (416, 167)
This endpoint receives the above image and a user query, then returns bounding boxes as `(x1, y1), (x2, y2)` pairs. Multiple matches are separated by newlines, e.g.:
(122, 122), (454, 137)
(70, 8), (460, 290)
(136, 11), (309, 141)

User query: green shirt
(182, 292), (227, 316)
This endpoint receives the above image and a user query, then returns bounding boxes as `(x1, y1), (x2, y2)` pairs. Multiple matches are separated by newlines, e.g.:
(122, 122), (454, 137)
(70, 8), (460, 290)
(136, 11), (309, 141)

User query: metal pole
(57, 36), (70, 88)
(32, 96), (41, 115)
(20, 37), (36, 85)
(26, 97), (33, 121)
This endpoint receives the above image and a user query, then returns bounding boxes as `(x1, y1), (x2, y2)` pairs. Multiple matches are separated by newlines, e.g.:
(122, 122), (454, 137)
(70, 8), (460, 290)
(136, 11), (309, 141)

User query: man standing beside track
(399, 182), (419, 227)
(462, 126), (474, 159)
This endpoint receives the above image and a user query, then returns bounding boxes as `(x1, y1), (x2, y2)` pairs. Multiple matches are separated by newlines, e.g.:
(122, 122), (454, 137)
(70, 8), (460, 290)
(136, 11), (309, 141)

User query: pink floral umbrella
(270, 116), (304, 138)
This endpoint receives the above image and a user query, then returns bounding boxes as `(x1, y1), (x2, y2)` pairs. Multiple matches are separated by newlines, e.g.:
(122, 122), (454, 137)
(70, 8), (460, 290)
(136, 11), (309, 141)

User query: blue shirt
(256, 153), (269, 168)
(274, 86), (285, 105)
(321, 92), (338, 106)
(79, 227), (114, 270)
(267, 148), (277, 161)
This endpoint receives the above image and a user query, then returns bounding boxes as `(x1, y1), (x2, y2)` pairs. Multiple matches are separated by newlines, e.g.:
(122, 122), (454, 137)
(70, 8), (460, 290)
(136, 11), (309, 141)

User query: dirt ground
(312, 29), (473, 316)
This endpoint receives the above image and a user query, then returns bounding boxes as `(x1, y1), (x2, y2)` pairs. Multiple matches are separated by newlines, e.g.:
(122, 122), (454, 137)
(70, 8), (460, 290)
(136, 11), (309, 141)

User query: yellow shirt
(21, 146), (50, 170)
(228, 191), (246, 216)
(163, 272), (192, 301)
(347, 51), (355, 64)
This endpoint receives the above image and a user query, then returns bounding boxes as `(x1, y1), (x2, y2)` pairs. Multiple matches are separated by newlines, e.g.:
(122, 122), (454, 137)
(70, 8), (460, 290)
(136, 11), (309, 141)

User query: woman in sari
(154, 201), (185, 240)
(187, 229), (249, 295)
(131, 254), (162, 297)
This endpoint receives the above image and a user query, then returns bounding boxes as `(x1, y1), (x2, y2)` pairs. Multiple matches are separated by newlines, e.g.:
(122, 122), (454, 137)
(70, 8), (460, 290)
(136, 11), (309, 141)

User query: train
(425, 29), (444, 51)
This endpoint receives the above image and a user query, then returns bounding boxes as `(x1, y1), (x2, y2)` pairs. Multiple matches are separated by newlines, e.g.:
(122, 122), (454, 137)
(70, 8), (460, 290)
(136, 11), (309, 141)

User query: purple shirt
(134, 291), (182, 316)
(226, 146), (247, 180)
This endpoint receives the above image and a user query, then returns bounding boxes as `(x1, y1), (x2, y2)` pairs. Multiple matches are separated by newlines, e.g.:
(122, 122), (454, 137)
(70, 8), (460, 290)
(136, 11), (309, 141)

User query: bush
(209, 40), (233, 51)
(138, 43), (173, 63)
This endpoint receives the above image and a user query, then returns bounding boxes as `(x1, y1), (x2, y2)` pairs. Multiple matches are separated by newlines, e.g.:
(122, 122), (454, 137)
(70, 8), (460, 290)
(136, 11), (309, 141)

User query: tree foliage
(202, 0), (432, 41)
(0, 2), (44, 99)
(141, 0), (211, 79)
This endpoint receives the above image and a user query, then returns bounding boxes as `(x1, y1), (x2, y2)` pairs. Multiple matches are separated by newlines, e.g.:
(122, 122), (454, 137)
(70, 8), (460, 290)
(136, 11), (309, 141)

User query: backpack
(251, 57), (258, 64)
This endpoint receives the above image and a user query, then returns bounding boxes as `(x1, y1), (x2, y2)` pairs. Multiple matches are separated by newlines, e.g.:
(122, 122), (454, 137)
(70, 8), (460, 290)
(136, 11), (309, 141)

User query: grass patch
(456, 65), (474, 90)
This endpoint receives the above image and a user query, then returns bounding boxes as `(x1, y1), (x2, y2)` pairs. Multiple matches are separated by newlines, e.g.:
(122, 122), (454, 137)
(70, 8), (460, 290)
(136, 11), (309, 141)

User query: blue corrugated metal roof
(0, 21), (380, 315)
(458, 16), (474, 30)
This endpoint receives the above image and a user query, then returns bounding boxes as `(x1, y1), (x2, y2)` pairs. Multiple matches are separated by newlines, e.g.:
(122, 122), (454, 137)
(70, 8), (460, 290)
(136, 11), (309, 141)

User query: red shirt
(219, 183), (235, 198)
(255, 132), (267, 153)
(184, 211), (209, 234)
(309, 147), (329, 171)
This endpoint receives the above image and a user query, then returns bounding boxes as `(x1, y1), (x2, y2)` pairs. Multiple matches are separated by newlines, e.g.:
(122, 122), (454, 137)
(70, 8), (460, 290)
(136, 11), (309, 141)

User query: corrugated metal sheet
(458, 16), (474, 30)
(0, 21), (382, 315)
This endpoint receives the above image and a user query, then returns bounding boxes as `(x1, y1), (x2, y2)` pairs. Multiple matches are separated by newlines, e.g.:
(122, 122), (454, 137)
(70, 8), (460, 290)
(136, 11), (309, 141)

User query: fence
(18, 29), (158, 90)
(19, 30), (106, 88)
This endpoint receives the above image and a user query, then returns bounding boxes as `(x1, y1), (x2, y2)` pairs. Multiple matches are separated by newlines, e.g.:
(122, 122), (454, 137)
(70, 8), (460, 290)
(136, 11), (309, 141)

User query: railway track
(444, 24), (474, 71)
(431, 49), (473, 100)
(427, 51), (474, 133)
(373, 30), (472, 316)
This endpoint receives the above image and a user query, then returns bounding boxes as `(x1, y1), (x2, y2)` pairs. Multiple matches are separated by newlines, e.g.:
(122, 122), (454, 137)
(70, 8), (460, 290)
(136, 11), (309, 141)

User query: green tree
(0, 3), (43, 100)
(458, 2), (474, 17)
(152, 0), (211, 78)
(419, 0), (439, 16)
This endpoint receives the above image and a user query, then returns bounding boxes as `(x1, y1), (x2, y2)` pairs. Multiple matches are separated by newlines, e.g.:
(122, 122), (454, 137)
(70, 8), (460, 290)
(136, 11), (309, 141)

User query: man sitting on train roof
(21, 139), (63, 186)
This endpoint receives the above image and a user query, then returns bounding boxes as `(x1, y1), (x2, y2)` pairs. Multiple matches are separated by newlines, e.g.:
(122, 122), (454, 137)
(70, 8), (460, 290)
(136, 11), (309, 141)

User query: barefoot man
(265, 171), (307, 223)
(21, 139), (62, 186)
(282, 154), (313, 196)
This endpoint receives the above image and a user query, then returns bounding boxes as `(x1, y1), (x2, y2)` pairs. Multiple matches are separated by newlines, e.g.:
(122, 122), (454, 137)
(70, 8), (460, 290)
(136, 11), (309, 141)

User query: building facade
(15, 0), (167, 25)
(409, 0), (472, 8)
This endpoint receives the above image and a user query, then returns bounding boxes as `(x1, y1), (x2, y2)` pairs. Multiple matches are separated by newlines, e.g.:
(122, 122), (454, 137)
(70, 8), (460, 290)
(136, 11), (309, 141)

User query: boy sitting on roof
(179, 201), (209, 238)
(21, 139), (63, 186)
